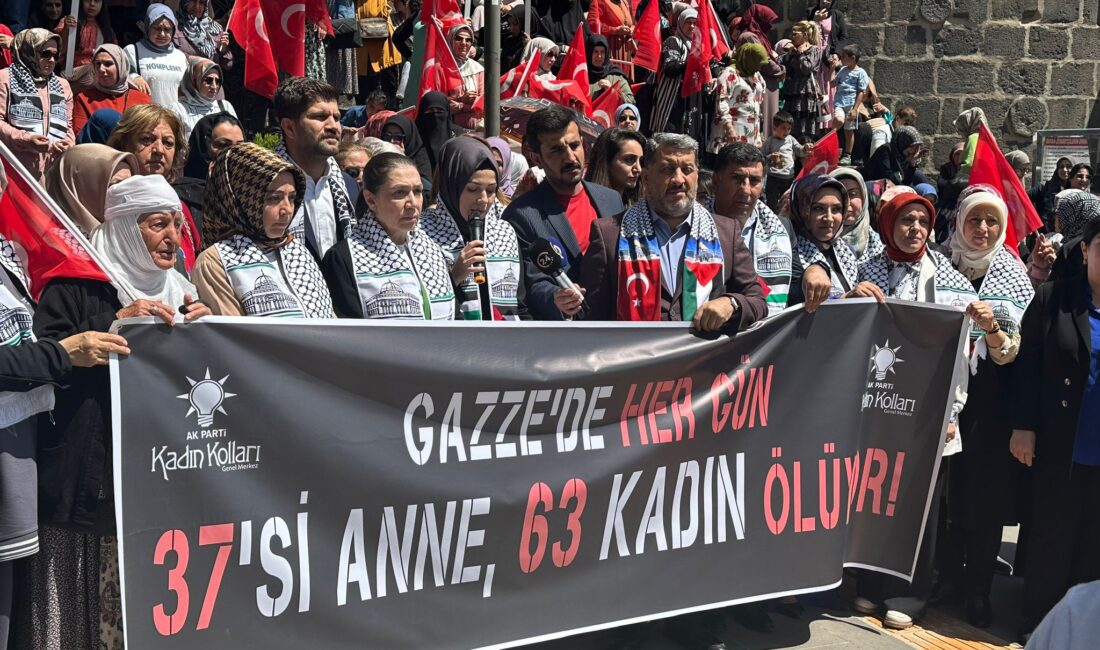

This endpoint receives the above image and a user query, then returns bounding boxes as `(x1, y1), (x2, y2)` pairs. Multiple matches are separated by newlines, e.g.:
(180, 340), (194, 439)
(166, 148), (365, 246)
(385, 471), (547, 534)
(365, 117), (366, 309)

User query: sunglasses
(201, 76), (221, 86)
(39, 50), (59, 59)
(345, 167), (362, 178)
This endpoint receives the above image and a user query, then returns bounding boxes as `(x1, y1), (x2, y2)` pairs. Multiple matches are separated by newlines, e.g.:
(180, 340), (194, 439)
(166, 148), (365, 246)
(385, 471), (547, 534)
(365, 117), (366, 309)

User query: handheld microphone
(531, 237), (588, 317)
(468, 209), (487, 285)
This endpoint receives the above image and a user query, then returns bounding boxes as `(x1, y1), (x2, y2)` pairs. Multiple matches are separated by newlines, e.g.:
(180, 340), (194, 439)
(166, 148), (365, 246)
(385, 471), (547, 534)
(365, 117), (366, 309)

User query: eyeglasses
(151, 25), (174, 35)
(39, 50), (59, 60)
(201, 76), (221, 86)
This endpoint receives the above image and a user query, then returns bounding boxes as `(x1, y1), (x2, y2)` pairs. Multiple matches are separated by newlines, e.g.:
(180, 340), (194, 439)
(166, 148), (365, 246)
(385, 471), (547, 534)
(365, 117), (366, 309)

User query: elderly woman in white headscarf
(448, 23), (485, 129)
(942, 188), (1035, 629)
(29, 173), (208, 650)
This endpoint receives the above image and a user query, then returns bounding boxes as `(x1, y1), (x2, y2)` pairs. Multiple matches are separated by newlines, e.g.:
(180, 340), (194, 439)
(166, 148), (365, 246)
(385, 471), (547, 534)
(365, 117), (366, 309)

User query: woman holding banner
(940, 189), (1034, 628)
(192, 142), (335, 318)
(420, 136), (526, 320)
(321, 152), (456, 320)
(787, 174), (858, 304)
(0, 28), (74, 182)
(22, 174), (207, 650)
(848, 191), (982, 630)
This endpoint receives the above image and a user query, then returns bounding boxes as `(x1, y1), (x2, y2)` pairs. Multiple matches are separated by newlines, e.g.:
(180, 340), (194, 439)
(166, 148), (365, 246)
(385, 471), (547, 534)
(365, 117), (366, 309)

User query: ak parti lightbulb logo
(870, 341), (904, 381)
(177, 368), (237, 427)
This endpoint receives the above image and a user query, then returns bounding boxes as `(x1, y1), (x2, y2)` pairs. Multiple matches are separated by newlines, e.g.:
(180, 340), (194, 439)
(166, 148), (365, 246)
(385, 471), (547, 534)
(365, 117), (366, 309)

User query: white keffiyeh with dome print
(345, 217), (456, 320)
(215, 234), (335, 318)
(420, 200), (521, 320)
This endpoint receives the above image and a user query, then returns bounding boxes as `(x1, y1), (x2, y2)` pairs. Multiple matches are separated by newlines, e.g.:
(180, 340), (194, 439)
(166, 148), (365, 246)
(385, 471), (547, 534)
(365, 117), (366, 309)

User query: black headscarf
(438, 137), (498, 223)
(539, 0), (586, 45)
(502, 7), (530, 70)
(383, 113), (433, 186)
(415, 92), (461, 174)
(586, 34), (624, 85)
(184, 112), (243, 180)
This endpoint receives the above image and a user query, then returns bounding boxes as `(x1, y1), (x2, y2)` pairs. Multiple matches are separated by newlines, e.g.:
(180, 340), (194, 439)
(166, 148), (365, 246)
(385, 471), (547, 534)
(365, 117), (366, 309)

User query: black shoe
(729, 603), (775, 633)
(929, 581), (961, 607)
(665, 617), (726, 650)
(965, 596), (993, 629)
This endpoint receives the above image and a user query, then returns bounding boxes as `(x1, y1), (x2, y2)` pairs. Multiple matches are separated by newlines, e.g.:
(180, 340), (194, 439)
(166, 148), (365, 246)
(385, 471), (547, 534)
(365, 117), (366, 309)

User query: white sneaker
(852, 596), (879, 615)
(883, 596), (926, 629)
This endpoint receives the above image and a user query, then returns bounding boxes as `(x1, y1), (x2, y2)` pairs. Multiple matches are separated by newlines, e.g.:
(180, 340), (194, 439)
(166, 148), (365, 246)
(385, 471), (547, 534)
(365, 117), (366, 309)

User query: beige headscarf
(12, 28), (60, 82)
(91, 44), (132, 96)
(44, 144), (142, 235)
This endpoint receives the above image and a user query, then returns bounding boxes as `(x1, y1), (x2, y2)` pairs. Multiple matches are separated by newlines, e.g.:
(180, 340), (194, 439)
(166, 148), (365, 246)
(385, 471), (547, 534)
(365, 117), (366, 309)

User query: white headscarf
(91, 175), (197, 307)
(951, 191), (1008, 281)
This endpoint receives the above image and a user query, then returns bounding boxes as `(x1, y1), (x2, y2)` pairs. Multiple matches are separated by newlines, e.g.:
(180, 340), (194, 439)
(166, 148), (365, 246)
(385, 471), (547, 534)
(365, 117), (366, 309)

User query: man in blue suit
(503, 104), (624, 320)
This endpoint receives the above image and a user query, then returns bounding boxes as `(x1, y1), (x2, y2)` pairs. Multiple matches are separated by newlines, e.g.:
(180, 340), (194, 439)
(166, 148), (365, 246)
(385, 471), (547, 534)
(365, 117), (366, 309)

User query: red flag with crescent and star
(419, 18), (464, 98)
(228, 0), (278, 98)
(557, 23), (591, 115)
(616, 235), (661, 320)
(682, 0), (715, 97)
(969, 122), (1044, 253)
(590, 81), (624, 128)
(259, 0), (306, 76)
(633, 0), (661, 73)
(473, 50), (541, 112)
(796, 130), (839, 179)
(421, 0), (465, 34)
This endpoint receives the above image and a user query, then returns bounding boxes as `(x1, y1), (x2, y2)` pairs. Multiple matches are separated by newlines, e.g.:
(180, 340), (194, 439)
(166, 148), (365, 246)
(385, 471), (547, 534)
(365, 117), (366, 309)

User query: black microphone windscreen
(530, 238), (564, 274)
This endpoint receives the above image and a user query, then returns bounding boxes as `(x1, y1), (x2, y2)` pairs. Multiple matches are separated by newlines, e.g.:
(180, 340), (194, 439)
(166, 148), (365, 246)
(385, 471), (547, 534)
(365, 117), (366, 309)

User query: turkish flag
(0, 143), (110, 299)
(421, 0), (465, 35)
(969, 123), (1044, 252)
(682, 1), (714, 97)
(473, 51), (541, 112)
(616, 257), (661, 321)
(528, 76), (592, 115)
(634, 0), (661, 73)
(591, 81), (625, 128)
(558, 23), (591, 114)
(305, 0), (333, 36)
(228, 0), (278, 98)
(419, 18), (464, 98)
(699, 0), (730, 59)
(796, 130), (840, 179)
(259, 0), (306, 76)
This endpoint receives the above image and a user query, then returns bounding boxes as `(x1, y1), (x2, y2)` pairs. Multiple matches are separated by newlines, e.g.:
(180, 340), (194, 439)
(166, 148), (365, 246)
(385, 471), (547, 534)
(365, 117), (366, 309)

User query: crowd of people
(0, 1), (1097, 649)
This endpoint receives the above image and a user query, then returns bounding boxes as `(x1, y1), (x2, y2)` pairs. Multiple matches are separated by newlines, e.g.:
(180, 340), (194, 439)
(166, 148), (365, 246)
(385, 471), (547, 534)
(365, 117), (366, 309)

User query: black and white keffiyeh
(742, 201), (793, 315)
(275, 144), (354, 242)
(6, 62), (67, 141)
(420, 200), (521, 319)
(215, 234), (335, 318)
(859, 248), (978, 308)
(795, 234), (858, 298)
(345, 217), (456, 320)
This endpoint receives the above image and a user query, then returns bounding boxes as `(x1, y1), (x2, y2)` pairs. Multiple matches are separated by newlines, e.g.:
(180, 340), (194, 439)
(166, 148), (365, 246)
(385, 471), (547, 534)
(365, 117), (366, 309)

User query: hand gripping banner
(111, 300), (967, 649)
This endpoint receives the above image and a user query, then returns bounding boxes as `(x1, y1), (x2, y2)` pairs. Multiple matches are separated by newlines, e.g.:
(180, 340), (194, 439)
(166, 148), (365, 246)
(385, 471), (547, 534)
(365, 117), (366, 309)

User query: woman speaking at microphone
(420, 136), (528, 320)
(321, 152), (457, 320)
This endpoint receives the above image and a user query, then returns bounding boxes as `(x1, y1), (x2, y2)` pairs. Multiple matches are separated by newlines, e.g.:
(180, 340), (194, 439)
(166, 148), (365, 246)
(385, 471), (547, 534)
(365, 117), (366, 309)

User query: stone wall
(756, 0), (1100, 167)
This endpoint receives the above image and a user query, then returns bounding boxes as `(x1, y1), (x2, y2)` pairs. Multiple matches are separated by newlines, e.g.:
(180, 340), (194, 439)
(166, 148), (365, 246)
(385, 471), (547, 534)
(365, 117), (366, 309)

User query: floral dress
(709, 65), (766, 152)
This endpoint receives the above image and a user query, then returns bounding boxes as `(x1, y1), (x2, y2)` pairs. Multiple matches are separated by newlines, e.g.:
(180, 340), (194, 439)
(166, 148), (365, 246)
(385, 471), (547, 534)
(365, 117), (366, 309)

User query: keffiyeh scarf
(6, 62), (67, 141)
(420, 201), (521, 320)
(967, 246), (1034, 370)
(214, 234), (334, 318)
(741, 201), (793, 315)
(795, 233), (858, 299)
(859, 249), (978, 309)
(275, 144), (355, 244)
(617, 200), (723, 321)
(345, 218), (456, 320)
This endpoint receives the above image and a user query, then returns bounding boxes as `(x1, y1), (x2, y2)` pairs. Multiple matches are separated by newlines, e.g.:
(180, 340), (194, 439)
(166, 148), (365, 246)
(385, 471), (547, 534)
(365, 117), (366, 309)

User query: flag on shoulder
(969, 122), (1044, 253)
(0, 142), (110, 299)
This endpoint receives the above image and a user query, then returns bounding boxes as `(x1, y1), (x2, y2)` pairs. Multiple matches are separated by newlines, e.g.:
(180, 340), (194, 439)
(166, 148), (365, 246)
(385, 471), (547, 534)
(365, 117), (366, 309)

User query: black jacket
(1011, 275), (1093, 479)
(33, 278), (121, 533)
(502, 180), (624, 320)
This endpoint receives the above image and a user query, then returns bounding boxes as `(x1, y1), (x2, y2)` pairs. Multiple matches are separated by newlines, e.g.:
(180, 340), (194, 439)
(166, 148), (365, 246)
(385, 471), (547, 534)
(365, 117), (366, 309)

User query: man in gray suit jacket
(502, 105), (625, 320)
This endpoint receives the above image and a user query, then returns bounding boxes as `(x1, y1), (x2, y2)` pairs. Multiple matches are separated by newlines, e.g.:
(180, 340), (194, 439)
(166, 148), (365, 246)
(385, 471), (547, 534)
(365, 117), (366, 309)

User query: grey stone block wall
(757, 0), (1100, 164)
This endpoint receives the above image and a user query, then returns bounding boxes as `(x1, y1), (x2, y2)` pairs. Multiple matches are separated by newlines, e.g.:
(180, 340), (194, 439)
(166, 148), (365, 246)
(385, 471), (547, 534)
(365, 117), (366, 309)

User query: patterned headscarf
(878, 192), (937, 263)
(789, 174), (848, 246)
(179, 57), (221, 109)
(178, 0), (222, 59)
(204, 143), (306, 248)
(954, 107), (987, 137)
(12, 28), (60, 82)
(1056, 189), (1100, 240)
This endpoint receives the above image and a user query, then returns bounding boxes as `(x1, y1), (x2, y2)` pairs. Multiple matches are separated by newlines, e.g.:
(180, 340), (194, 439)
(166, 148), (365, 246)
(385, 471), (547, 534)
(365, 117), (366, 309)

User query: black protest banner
(111, 300), (966, 649)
